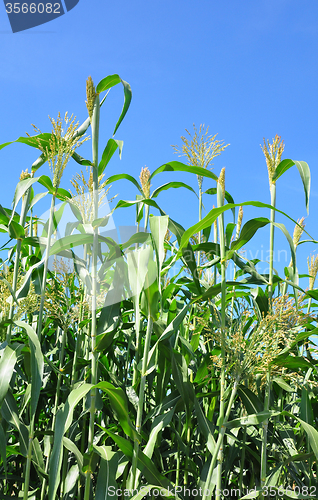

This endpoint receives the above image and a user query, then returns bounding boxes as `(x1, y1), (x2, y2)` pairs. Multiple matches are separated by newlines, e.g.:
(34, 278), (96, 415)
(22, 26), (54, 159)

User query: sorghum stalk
(6, 170), (33, 343)
(37, 193), (56, 340)
(132, 312), (153, 489)
(230, 206), (243, 319)
(203, 379), (239, 499)
(216, 168), (226, 500)
(261, 135), (284, 310)
(84, 79), (100, 500)
(23, 414), (36, 500)
(261, 369), (271, 489)
(268, 181), (276, 309)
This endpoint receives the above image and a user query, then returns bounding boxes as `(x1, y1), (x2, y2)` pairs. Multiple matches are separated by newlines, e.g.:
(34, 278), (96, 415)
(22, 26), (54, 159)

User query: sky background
(0, 0), (318, 295)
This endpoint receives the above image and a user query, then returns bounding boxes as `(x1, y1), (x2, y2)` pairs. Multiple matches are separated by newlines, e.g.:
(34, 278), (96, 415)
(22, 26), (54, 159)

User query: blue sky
(0, 0), (318, 293)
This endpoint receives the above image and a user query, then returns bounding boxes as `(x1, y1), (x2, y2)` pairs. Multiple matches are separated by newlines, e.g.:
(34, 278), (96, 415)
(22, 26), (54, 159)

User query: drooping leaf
(98, 139), (124, 176)
(272, 158), (310, 213)
(96, 75), (132, 135)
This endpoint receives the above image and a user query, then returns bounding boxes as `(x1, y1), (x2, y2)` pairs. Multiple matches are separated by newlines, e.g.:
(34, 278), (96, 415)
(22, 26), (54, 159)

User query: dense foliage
(0, 74), (317, 500)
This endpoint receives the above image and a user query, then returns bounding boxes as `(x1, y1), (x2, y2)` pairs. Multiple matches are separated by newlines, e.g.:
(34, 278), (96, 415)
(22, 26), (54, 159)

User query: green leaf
(1, 392), (29, 456)
(237, 385), (264, 414)
(225, 411), (280, 429)
(95, 447), (118, 500)
(62, 437), (84, 475)
(64, 464), (79, 495)
(104, 173), (143, 195)
(0, 345), (18, 408)
(284, 413), (318, 461)
(272, 158), (311, 213)
(178, 200), (312, 255)
(71, 151), (94, 167)
(96, 75), (132, 135)
(150, 161), (218, 182)
(95, 382), (141, 442)
(14, 321), (44, 419)
(98, 139), (124, 176)
(149, 215), (169, 276)
(271, 355), (312, 370)
(300, 387), (314, 425)
(11, 177), (40, 221)
(8, 220), (25, 240)
(103, 429), (179, 494)
(49, 233), (94, 256)
(0, 133), (51, 153)
(151, 181), (197, 199)
(194, 397), (216, 455)
(48, 383), (92, 500)
(0, 422), (7, 476)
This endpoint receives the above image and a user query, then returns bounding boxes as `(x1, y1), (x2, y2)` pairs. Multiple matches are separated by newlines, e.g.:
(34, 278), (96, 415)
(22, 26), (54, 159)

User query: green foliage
(0, 74), (317, 500)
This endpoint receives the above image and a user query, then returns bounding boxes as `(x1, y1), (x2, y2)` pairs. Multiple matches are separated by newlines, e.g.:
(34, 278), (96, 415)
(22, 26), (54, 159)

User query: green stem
(203, 380), (239, 499)
(84, 93), (100, 500)
(7, 186), (32, 343)
(132, 313), (153, 489)
(215, 176), (227, 500)
(268, 183), (276, 310)
(37, 194), (56, 340)
(261, 369), (271, 489)
(23, 416), (35, 500)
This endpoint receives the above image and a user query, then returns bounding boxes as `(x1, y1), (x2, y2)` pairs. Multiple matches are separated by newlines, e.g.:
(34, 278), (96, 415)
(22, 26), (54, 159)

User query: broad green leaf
(150, 161), (218, 182)
(1, 391), (29, 456)
(300, 388), (314, 426)
(178, 201), (314, 254)
(11, 177), (40, 221)
(63, 437), (84, 474)
(98, 138), (124, 176)
(271, 355), (312, 370)
(94, 446), (118, 500)
(151, 181), (197, 199)
(103, 429), (179, 495)
(0, 422), (7, 475)
(96, 75), (132, 135)
(0, 133), (51, 153)
(48, 383), (92, 500)
(194, 397), (216, 455)
(64, 464), (79, 495)
(71, 151), (94, 167)
(237, 385), (263, 414)
(149, 215), (169, 276)
(0, 345), (17, 408)
(281, 412), (318, 461)
(225, 411), (280, 429)
(14, 321), (44, 419)
(49, 233), (94, 256)
(8, 220), (25, 240)
(272, 377), (294, 393)
(95, 382), (141, 442)
(272, 158), (310, 213)
(104, 173), (143, 195)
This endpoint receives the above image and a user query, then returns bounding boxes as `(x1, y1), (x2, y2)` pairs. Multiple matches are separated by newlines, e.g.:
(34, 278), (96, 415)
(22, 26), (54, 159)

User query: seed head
(86, 76), (97, 120)
(20, 169), (31, 181)
(218, 167), (225, 200)
(293, 217), (305, 248)
(139, 166), (151, 198)
(236, 206), (243, 237)
(308, 254), (318, 290)
(172, 124), (229, 191)
(261, 135), (285, 186)
(36, 112), (89, 190)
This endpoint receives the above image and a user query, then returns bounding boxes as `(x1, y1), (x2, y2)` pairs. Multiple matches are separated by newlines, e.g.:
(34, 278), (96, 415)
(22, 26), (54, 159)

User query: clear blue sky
(1, 0), (318, 292)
